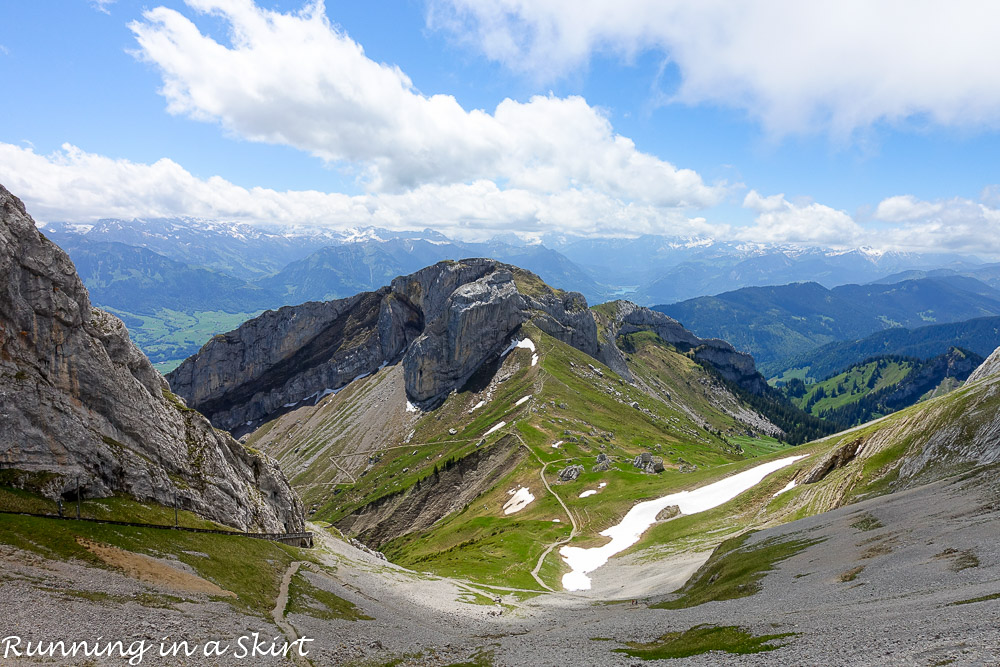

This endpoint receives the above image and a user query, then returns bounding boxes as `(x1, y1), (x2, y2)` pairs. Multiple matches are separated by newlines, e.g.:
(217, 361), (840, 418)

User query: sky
(1, 0), (1000, 255)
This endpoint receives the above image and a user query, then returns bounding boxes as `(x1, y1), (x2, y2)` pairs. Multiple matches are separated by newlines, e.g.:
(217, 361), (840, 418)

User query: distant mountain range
(655, 276), (1000, 366)
(766, 315), (1000, 382)
(39, 217), (996, 369)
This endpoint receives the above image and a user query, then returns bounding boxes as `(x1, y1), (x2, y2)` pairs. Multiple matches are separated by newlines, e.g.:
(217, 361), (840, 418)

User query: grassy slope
(789, 359), (915, 416)
(257, 320), (799, 589)
(0, 495), (311, 618)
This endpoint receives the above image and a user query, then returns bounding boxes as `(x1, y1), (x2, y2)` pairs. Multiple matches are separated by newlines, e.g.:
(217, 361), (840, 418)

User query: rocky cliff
(967, 344), (1000, 384)
(168, 262), (777, 437)
(0, 184), (302, 532)
(593, 300), (767, 394)
(168, 259), (599, 431)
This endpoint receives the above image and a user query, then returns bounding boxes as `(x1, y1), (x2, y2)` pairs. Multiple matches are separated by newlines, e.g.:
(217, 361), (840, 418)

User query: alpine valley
(4, 181), (1000, 666)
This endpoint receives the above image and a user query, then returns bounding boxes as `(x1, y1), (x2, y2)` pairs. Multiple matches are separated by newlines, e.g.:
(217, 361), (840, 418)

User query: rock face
(0, 184), (302, 532)
(967, 344), (1000, 384)
(593, 300), (767, 394)
(169, 259), (598, 431)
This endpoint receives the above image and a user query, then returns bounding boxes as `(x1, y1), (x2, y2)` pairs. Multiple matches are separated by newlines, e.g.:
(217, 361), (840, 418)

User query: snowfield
(484, 421), (506, 436)
(503, 487), (535, 515)
(559, 455), (808, 591)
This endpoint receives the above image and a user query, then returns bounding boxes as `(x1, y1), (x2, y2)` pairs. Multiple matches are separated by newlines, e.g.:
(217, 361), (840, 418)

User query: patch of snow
(551, 441), (563, 449)
(503, 487), (535, 515)
(552, 518), (561, 523)
(283, 400), (300, 408)
(599, 482), (607, 488)
(469, 400), (486, 413)
(531, 353), (538, 366)
(515, 338), (536, 353)
(773, 480), (798, 497)
(559, 455), (808, 591)
(579, 490), (597, 498)
(500, 337), (536, 358)
(406, 401), (418, 413)
(484, 421), (506, 436)
(515, 395), (531, 407)
(499, 338), (520, 357)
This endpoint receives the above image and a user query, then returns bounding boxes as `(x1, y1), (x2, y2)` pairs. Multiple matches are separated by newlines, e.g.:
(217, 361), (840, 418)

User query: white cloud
(872, 195), (1000, 256)
(738, 191), (864, 246)
(430, 0), (1000, 137)
(7, 143), (1000, 257)
(0, 142), (714, 240)
(742, 189), (786, 213)
(873, 195), (944, 223)
(91, 0), (116, 14)
(128, 0), (721, 208)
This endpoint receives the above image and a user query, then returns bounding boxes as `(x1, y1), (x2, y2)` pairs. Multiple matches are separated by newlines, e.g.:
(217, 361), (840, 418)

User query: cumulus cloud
(872, 194), (1000, 256)
(0, 142), (716, 240)
(738, 191), (864, 246)
(430, 0), (1000, 137)
(7, 143), (1000, 256)
(873, 195), (944, 222)
(128, 0), (721, 207)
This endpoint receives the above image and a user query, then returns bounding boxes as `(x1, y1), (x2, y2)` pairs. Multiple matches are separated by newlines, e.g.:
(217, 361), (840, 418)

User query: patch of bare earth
(78, 538), (235, 597)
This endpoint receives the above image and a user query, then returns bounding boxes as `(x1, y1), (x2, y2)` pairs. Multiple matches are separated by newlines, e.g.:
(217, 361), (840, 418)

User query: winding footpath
(272, 560), (309, 665)
(510, 427), (578, 592)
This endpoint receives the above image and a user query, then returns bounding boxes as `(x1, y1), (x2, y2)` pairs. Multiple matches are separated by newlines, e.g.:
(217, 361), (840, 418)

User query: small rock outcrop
(803, 439), (864, 484)
(592, 452), (610, 472)
(169, 259), (598, 431)
(633, 452), (665, 474)
(0, 184), (302, 532)
(558, 465), (584, 481)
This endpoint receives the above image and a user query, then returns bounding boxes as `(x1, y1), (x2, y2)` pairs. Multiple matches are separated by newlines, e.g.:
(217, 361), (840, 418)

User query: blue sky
(2, 0), (1000, 255)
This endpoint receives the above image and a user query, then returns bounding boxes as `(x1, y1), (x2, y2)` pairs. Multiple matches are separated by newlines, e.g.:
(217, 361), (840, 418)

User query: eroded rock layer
(0, 184), (302, 532)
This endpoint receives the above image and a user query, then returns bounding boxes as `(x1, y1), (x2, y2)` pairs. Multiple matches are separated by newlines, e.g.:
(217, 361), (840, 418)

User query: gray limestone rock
(169, 258), (599, 430)
(558, 465), (584, 482)
(632, 452), (665, 474)
(967, 345), (1000, 384)
(0, 184), (302, 532)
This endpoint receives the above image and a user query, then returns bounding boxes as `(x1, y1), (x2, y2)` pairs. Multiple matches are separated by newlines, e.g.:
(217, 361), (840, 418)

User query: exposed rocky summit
(593, 300), (767, 394)
(0, 184), (302, 532)
(169, 259), (598, 431)
(170, 263), (775, 438)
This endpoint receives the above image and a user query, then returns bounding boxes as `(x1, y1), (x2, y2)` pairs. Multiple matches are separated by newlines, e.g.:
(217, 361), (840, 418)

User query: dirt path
(272, 560), (308, 664)
(509, 426), (578, 592)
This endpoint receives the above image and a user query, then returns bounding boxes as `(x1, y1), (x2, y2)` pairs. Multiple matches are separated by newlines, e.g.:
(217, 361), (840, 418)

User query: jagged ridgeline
(168, 258), (827, 587)
(0, 184), (303, 532)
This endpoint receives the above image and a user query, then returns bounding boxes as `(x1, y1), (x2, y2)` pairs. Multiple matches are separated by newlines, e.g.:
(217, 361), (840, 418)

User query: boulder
(633, 452), (665, 474)
(558, 465), (584, 482)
